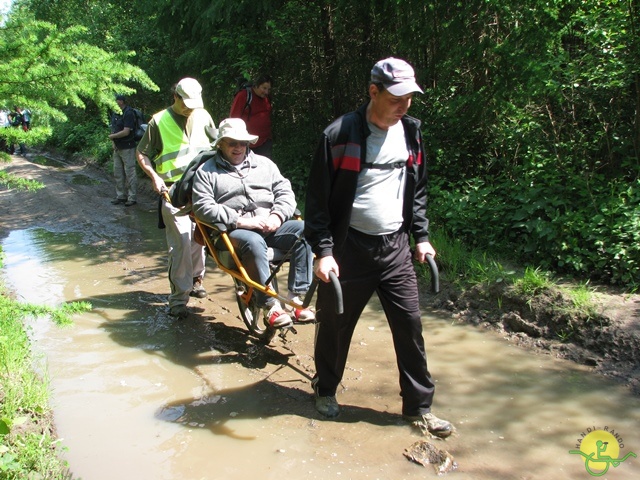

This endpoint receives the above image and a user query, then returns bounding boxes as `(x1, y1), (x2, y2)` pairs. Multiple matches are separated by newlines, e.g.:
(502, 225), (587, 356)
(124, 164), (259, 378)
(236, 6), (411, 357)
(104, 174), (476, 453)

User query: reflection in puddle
(70, 174), (101, 186)
(2, 228), (72, 306)
(29, 155), (68, 168)
(1, 227), (639, 480)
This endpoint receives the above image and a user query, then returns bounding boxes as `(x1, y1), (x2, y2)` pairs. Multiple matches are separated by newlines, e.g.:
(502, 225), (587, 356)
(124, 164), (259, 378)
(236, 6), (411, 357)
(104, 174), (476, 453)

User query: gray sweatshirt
(191, 151), (296, 229)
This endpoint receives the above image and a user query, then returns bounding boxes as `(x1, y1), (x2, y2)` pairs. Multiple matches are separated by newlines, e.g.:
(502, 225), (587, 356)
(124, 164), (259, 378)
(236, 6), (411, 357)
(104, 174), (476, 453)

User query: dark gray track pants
(313, 228), (436, 416)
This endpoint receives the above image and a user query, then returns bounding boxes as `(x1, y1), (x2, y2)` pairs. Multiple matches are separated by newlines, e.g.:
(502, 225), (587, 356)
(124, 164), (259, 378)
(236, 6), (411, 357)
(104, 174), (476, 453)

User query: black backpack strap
(170, 151), (217, 207)
(243, 86), (253, 120)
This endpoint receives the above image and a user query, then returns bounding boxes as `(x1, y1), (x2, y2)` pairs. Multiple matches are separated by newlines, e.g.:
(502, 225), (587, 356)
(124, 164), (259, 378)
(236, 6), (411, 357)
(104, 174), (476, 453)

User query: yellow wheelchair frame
(193, 216), (341, 343)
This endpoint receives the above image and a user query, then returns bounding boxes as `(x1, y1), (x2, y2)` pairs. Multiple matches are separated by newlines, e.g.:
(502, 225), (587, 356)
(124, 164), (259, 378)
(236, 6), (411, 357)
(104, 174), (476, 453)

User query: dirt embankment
(426, 280), (640, 395)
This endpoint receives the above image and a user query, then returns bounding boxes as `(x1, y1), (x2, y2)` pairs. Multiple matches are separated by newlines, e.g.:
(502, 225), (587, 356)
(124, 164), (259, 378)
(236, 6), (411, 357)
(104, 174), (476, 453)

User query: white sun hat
(212, 118), (259, 148)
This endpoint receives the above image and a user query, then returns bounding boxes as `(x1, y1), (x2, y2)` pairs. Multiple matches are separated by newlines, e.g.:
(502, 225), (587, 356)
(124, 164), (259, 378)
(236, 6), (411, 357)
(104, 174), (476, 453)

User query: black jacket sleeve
(304, 132), (335, 258)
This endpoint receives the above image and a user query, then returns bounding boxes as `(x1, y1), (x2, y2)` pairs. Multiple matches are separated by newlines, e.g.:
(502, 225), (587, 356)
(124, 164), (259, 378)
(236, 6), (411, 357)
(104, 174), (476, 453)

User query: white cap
(175, 77), (204, 109)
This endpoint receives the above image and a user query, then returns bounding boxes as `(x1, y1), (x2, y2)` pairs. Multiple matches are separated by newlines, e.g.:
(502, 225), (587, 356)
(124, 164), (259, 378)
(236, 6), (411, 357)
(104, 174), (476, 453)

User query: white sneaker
(264, 303), (293, 328)
(286, 293), (316, 322)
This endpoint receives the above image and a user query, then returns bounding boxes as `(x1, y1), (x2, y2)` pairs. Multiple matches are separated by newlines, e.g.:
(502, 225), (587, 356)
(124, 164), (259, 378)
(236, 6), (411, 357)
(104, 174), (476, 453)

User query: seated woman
(191, 118), (314, 328)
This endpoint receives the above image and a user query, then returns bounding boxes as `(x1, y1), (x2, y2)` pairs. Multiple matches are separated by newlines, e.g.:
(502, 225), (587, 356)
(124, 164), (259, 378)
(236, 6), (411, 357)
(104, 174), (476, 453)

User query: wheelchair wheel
(233, 279), (277, 343)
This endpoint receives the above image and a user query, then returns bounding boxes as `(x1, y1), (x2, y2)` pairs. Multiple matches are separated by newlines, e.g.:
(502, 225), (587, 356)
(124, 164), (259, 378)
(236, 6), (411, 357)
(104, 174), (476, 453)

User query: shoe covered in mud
(312, 377), (339, 418)
(264, 304), (293, 328)
(124, 200), (137, 207)
(285, 293), (315, 322)
(169, 304), (189, 319)
(190, 276), (207, 298)
(403, 412), (453, 439)
(111, 198), (126, 205)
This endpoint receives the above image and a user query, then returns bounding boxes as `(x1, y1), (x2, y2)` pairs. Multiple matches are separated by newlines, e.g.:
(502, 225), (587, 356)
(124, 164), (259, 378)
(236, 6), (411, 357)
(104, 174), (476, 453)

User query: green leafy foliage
(0, 170), (44, 191)
(6, 0), (639, 288)
(0, 6), (158, 153)
(430, 173), (639, 287)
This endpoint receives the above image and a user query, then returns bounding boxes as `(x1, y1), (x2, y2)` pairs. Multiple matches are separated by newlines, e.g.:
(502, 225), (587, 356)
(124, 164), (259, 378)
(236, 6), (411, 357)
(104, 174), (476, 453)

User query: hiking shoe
(190, 276), (207, 298)
(312, 377), (339, 418)
(124, 200), (137, 207)
(111, 198), (126, 205)
(168, 304), (189, 319)
(285, 293), (315, 322)
(315, 395), (340, 418)
(403, 412), (453, 439)
(264, 304), (293, 328)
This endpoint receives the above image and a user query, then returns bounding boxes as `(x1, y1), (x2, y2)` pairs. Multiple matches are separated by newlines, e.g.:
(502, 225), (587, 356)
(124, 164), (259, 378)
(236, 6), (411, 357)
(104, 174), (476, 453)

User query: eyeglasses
(224, 141), (249, 148)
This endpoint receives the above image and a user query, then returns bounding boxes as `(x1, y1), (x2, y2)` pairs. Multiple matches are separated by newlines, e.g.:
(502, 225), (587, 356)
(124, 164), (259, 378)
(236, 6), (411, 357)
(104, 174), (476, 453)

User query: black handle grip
(303, 278), (318, 308)
(425, 254), (440, 293)
(302, 271), (344, 315)
(328, 270), (343, 315)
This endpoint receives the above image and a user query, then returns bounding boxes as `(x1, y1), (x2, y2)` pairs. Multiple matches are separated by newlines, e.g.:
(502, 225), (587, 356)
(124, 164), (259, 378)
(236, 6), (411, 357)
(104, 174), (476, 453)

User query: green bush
(430, 174), (639, 288)
(48, 117), (112, 165)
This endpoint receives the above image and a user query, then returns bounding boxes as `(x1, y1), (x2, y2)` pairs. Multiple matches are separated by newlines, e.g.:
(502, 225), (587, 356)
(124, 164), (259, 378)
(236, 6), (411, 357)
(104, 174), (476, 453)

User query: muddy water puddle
(2, 225), (639, 480)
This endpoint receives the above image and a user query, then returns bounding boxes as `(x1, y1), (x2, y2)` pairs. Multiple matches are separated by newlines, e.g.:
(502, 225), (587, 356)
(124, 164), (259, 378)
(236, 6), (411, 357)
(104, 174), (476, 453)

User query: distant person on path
(229, 74), (273, 158)
(108, 95), (138, 206)
(9, 106), (30, 155)
(191, 118), (315, 328)
(304, 57), (453, 438)
(19, 106), (31, 131)
(136, 78), (217, 319)
(0, 109), (10, 153)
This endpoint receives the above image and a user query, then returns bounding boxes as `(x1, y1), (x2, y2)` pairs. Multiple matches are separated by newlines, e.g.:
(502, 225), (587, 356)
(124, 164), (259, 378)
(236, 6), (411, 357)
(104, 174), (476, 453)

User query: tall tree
(0, 7), (158, 146)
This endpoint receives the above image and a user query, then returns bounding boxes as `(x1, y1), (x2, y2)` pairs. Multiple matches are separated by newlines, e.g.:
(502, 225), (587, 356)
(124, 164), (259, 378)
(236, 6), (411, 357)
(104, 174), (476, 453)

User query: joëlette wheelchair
(192, 215), (440, 344)
(168, 191), (437, 344)
(193, 215), (343, 344)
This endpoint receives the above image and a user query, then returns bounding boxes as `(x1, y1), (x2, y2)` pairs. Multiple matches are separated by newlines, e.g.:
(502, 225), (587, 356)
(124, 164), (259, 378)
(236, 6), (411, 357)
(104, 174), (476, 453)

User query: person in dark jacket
(304, 57), (453, 438)
(109, 95), (138, 206)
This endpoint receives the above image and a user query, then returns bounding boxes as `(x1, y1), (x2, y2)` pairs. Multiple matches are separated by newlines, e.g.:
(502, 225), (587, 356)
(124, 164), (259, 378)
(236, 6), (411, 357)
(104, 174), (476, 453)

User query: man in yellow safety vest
(137, 78), (217, 318)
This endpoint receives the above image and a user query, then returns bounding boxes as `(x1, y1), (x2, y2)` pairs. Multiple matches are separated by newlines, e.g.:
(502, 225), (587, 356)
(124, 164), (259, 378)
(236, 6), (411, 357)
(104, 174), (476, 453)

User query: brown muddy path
(1, 153), (639, 480)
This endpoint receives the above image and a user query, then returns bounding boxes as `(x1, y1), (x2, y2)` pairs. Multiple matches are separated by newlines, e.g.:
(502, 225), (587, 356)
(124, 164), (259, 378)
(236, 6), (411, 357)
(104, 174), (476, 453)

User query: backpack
(170, 150), (217, 208)
(10, 112), (22, 127)
(233, 78), (253, 120)
(132, 108), (147, 141)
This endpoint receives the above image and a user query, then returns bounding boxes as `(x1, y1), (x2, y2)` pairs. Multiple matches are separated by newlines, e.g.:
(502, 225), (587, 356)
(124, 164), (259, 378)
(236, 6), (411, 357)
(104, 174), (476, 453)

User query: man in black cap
(109, 94), (138, 206)
(304, 57), (453, 438)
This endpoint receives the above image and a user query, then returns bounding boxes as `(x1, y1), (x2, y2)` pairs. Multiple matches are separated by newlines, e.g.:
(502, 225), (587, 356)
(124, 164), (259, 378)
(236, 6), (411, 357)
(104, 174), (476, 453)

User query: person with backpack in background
(229, 74), (273, 158)
(0, 109), (10, 153)
(136, 78), (217, 319)
(108, 94), (138, 206)
(9, 106), (30, 155)
(20, 106), (31, 130)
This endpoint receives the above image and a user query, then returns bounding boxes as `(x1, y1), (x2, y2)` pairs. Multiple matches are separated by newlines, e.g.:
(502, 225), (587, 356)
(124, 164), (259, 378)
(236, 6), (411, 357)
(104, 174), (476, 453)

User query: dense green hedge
(430, 174), (639, 287)
(19, 0), (639, 289)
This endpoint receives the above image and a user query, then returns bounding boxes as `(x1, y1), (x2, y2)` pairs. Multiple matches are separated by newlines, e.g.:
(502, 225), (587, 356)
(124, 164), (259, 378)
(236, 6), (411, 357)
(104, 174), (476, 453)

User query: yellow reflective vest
(153, 108), (213, 183)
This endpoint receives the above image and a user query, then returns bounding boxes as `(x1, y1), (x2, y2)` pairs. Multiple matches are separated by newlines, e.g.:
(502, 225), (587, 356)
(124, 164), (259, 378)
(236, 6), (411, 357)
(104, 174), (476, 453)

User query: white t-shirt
(0, 110), (9, 128)
(349, 121), (408, 235)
